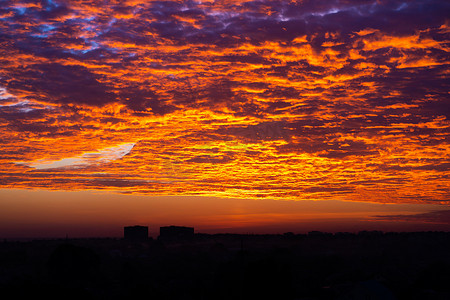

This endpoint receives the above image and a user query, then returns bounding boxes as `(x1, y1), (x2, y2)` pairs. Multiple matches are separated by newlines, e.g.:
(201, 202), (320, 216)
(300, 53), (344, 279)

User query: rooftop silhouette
(124, 225), (148, 241)
(159, 225), (194, 241)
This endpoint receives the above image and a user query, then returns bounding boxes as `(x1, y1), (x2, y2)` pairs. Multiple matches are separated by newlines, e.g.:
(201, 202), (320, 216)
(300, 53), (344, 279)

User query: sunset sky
(0, 0), (449, 238)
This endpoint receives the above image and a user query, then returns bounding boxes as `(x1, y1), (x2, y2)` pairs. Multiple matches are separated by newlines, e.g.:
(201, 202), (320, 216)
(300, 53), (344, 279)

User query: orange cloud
(0, 0), (448, 205)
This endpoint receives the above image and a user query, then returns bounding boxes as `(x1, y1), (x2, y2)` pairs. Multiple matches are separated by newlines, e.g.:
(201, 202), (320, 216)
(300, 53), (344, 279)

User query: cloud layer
(0, 0), (449, 203)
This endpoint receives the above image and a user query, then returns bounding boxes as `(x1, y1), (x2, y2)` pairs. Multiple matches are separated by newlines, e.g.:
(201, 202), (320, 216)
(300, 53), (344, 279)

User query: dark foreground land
(1, 231), (450, 300)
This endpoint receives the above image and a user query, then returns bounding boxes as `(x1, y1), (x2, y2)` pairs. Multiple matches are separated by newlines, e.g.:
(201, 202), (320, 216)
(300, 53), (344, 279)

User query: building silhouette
(159, 226), (194, 240)
(124, 225), (148, 240)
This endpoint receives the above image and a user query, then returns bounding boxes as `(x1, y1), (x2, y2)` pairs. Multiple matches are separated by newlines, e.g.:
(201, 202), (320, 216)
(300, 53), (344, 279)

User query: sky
(0, 0), (449, 237)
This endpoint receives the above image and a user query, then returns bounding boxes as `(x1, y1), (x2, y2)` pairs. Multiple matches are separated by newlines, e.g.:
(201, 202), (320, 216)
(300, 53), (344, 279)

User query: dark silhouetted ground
(0, 231), (449, 299)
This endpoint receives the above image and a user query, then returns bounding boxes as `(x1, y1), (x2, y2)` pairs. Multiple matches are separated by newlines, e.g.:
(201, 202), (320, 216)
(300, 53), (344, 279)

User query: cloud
(373, 210), (450, 225)
(0, 0), (448, 202)
(17, 143), (135, 170)
(3, 63), (116, 106)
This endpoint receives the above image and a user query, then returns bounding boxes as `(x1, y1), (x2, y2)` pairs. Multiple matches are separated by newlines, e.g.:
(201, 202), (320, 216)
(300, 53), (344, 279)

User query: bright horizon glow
(1, 189), (449, 239)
